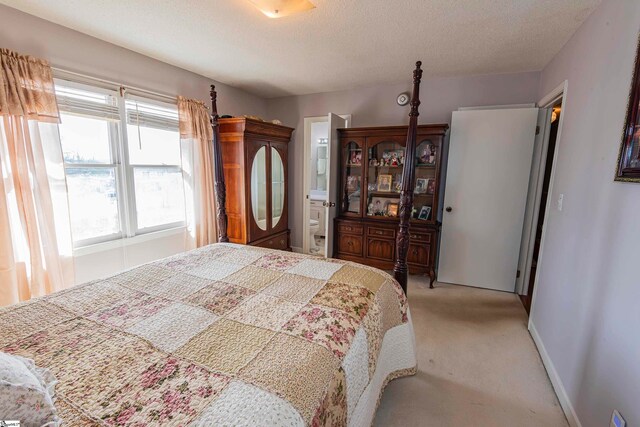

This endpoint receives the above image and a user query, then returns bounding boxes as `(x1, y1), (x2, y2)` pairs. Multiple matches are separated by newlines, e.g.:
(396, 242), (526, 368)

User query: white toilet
(309, 219), (320, 252)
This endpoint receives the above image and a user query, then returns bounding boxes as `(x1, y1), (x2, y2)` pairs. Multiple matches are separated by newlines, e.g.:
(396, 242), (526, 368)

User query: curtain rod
(51, 66), (177, 102)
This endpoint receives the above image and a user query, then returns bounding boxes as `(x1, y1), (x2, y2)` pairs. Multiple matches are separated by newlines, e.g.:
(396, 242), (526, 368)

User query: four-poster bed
(211, 62), (426, 294)
(0, 64), (422, 426)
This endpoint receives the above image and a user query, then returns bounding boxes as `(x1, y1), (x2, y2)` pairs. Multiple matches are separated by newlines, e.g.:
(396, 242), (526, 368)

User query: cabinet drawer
(338, 223), (363, 235)
(367, 226), (395, 238)
(253, 233), (289, 251)
(366, 238), (394, 262)
(408, 243), (430, 266)
(338, 234), (363, 256)
(409, 232), (431, 243)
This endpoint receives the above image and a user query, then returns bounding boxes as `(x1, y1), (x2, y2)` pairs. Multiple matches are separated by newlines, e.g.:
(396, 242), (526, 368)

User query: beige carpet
(374, 277), (567, 427)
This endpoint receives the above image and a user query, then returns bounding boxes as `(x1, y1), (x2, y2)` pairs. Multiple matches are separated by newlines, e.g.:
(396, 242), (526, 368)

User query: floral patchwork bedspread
(0, 243), (416, 426)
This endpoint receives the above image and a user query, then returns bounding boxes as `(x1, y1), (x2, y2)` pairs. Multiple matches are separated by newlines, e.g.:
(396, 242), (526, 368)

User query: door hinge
(516, 270), (521, 278)
(535, 125), (540, 135)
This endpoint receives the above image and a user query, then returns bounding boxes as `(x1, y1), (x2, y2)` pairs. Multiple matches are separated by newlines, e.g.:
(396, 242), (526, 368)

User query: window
(56, 80), (185, 247)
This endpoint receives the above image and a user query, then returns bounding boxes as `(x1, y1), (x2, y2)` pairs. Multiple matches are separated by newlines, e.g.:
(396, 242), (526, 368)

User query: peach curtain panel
(0, 49), (74, 306)
(177, 96), (217, 248)
(0, 49), (59, 122)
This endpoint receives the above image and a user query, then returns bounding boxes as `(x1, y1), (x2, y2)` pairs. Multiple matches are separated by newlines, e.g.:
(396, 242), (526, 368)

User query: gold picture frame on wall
(615, 31), (640, 182)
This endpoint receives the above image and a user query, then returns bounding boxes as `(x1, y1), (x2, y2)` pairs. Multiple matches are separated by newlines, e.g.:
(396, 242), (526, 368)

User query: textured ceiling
(1, 0), (600, 98)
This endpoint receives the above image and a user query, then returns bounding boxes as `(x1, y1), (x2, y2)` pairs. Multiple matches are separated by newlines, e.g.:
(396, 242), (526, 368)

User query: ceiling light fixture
(246, 0), (315, 18)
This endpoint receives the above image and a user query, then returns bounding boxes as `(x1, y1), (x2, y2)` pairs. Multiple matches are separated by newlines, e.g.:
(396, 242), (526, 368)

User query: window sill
(73, 227), (186, 257)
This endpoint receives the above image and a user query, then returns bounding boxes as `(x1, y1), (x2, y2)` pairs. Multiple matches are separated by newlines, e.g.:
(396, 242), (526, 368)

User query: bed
(0, 62), (425, 426)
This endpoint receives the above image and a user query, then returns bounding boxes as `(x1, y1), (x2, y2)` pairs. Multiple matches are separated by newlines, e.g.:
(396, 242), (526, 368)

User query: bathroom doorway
(302, 114), (351, 256)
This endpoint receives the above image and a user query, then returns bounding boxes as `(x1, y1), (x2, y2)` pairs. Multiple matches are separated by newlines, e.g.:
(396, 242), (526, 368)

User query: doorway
(302, 114), (350, 256)
(520, 99), (563, 313)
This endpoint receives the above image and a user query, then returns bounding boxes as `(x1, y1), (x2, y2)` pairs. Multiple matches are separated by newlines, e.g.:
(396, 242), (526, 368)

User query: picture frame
(387, 202), (399, 217)
(615, 33), (640, 182)
(368, 196), (396, 216)
(414, 178), (428, 194)
(377, 174), (393, 192)
(417, 143), (437, 166)
(418, 205), (431, 220)
(426, 178), (437, 194)
(348, 149), (362, 166)
(346, 175), (360, 192)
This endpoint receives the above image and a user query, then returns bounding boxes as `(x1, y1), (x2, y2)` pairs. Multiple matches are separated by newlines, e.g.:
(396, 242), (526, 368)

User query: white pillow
(0, 352), (60, 426)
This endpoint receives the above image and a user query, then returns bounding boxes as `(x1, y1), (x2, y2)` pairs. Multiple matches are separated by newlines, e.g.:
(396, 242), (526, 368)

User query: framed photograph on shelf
(346, 175), (360, 192)
(426, 178), (437, 194)
(418, 205), (431, 220)
(377, 174), (393, 192)
(414, 178), (428, 194)
(368, 196), (396, 216)
(417, 143), (436, 166)
(348, 149), (362, 166)
(387, 202), (399, 217)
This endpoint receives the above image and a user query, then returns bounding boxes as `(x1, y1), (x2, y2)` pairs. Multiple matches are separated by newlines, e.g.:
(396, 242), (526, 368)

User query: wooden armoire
(218, 118), (294, 250)
(334, 124), (448, 285)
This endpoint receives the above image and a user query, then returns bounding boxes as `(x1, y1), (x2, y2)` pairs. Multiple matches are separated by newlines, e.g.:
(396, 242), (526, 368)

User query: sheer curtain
(0, 49), (74, 306)
(177, 96), (217, 249)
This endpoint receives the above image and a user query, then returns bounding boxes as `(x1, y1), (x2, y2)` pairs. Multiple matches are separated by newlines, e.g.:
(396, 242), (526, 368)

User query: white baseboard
(291, 246), (303, 253)
(529, 323), (581, 427)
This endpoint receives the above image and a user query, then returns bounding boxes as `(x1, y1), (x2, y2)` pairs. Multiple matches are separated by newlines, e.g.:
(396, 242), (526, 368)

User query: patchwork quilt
(0, 243), (416, 426)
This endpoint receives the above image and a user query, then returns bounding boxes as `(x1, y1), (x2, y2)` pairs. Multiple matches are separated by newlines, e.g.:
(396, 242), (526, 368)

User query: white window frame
(55, 78), (185, 248)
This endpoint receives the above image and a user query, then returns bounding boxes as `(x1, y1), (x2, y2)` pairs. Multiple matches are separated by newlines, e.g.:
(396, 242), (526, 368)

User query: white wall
(0, 5), (267, 117)
(267, 72), (541, 248)
(0, 5), (268, 283)
(531, 1), (640, 426)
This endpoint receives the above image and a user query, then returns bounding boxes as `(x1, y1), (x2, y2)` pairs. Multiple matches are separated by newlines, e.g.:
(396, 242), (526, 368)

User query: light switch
(557, 193), (564, 211)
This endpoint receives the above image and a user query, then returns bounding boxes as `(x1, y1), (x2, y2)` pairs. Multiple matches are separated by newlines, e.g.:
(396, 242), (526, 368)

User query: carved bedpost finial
(409, 61), (422, 117)
(393, 61), (424, 294)
(210, 84), (229, 243)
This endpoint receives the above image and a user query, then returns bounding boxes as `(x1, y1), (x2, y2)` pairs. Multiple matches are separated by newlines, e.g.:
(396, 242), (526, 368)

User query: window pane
(66, 168), (120, 242)
(127, 125), (181, 165)
(59, 113), (112, 164)
(134, 167), (185, 229)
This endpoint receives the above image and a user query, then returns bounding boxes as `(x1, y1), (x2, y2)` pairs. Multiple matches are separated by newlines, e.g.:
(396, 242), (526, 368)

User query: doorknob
(323, 201), (336, 207)
(446, 206), (453, 212)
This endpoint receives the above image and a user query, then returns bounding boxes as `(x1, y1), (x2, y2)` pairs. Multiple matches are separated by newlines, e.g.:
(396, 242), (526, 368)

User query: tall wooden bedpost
(393, 61), (423, 294)
(210, 85), (229, 242)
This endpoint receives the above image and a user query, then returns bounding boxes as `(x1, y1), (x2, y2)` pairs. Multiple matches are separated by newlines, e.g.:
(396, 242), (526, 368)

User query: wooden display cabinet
(334, 124), (448, 285)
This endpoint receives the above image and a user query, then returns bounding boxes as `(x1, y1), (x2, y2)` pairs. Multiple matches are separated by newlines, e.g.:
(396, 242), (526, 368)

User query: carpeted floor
(374, 277), (567, 426)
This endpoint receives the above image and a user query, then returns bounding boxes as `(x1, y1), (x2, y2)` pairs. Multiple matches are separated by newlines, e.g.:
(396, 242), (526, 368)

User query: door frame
(302, 114), (351, 255)
(527, 80), (568, 329)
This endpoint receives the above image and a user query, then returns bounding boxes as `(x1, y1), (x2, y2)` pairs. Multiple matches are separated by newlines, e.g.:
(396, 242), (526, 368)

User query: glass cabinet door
(251, 146), (268, 230)
(271, 147), (285, 228)
(341, 138), (364, 215)
(412, 138), (439, 223)
(365, 137), (405, 218)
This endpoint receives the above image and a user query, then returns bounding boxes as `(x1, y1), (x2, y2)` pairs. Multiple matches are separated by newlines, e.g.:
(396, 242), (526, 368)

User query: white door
(438, 108), (538, 292)
(324, 113), (347, 257)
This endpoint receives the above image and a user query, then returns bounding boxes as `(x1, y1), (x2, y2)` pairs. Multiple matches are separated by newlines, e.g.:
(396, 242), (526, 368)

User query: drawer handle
(348, 241), (353, 245)
(268, 240), (273, 245)
(411, 234), (418, 239)
(345, 226), (352, 231)
(413, 249), (418, 255)
(374, 230), (383, 235)
(280, 239), (285, 245)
